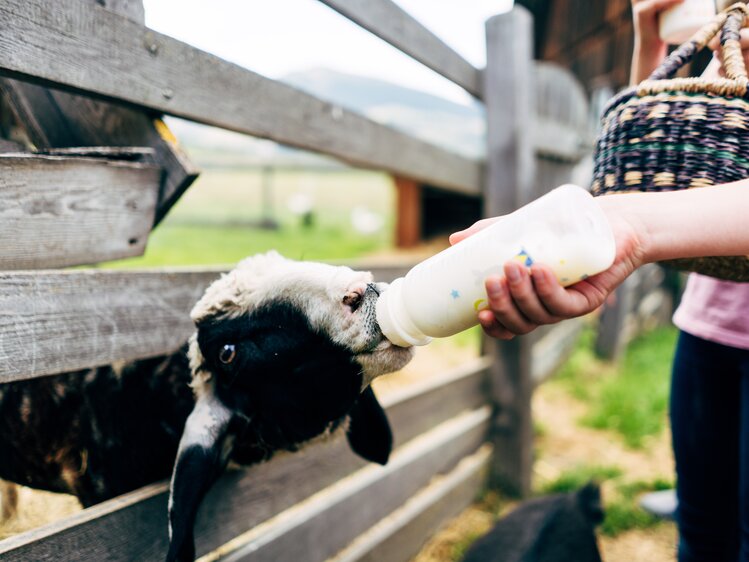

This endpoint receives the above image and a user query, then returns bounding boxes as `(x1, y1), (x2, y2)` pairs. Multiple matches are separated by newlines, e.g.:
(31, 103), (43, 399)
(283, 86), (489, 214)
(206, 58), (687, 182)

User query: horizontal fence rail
(0, 0), (482, 195)
(1, 77), (199, 226)
(318, 0), (483, 98)
(0, 154), (160, 269)
(530, 318), (585, 385)
(0, 264), (412, 384)
(329, 446), (491, 562)
(214, 409), (490, 562)
(0, 358), (492, 560)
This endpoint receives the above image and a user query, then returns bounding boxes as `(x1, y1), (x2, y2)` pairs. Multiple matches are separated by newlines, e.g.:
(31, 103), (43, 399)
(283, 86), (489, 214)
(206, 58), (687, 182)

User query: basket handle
(638, 2), (749, 97)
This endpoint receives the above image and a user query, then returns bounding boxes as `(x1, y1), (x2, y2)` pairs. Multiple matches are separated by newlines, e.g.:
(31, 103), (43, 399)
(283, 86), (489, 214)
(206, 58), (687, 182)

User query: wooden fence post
(595, 275), (636, 361)
(394, 175), (422, 248)
(483, 6), (536, 497)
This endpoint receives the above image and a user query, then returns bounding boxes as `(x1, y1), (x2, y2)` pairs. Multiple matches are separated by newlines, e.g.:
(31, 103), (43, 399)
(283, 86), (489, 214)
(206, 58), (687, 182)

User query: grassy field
(557, 326), (678, 448)
(106, 168), (397, 268)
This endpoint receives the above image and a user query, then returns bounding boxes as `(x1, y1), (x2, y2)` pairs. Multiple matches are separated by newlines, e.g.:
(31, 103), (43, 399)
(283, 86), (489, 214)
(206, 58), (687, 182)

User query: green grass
(600, 499), (660, 536)
(539, 467), (674, 537)
(450, 530), (489, 561)
(104, 221), (390, 268)
(103, 168), (396, 268)
(600, 476), (674, 536)
(556, 326), (678, 448)
(539, 465), (622, 495)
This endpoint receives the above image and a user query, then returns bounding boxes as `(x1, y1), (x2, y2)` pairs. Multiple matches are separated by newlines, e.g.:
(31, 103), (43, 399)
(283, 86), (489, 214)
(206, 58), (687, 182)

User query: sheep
(461, 483), (604, 562)
(0, 252), (414, 561)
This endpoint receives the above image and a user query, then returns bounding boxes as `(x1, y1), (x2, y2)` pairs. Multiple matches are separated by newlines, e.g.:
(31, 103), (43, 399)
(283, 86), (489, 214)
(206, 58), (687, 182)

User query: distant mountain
(284, 68), (485, 159)
(168, 67), (484, 168)
(282, 67), (481, 119)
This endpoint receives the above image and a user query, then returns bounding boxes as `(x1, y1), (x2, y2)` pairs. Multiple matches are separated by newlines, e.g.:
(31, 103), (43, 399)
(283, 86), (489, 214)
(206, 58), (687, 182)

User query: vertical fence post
(394, 175), (423, 248)
(483, 6), (536, 497)
(595, 275), (636, 361)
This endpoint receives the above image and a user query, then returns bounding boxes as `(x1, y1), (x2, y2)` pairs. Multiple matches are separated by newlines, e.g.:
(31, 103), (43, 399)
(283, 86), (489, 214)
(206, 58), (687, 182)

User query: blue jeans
(671, 331), (749, 562)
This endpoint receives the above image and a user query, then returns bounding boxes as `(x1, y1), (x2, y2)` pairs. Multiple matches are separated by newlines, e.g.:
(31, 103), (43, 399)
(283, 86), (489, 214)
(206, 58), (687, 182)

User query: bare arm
(450, 181), (749, 339)
(630, 0), (684, 84)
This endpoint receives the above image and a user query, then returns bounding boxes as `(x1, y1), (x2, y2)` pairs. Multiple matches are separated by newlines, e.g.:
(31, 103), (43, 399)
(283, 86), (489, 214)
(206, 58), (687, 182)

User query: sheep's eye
(219, 344), (236, 364)
(342, 291), (363, 311)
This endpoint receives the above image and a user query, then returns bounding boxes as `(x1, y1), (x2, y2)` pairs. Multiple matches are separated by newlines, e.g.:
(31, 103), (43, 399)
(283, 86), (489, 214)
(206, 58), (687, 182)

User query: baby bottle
(376, 184), (616, 347)
(659, 0), (716, 45)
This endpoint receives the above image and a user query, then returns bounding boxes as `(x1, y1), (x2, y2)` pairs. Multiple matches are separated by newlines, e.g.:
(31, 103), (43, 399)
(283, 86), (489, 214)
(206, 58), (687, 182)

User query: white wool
(187, 252), (413, 398)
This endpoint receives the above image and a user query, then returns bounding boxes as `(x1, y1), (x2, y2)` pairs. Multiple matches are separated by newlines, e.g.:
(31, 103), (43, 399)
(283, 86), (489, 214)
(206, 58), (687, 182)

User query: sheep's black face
(167, 253), (414, 562)
(196, 301), (364, 450)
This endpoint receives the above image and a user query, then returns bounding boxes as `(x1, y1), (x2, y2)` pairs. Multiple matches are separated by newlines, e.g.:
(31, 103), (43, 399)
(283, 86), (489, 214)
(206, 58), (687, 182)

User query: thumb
(449, 217), (501, 245)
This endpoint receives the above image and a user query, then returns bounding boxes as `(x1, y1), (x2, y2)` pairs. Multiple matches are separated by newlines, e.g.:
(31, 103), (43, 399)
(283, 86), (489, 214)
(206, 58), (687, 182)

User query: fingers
(632, 0), (683, 14)
(707, 28), (749, 79)
(449, 217), (501, 245)
(479, 264), (565, 339)
(632, 0), (684, 19)
(479, 263), (611, 340)
(482, 273), (537, 336)
(632, 0), (683, 49)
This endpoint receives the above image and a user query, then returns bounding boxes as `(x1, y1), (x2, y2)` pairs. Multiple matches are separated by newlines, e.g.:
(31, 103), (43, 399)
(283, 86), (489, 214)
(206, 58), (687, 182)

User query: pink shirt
(673, 273), (749, 350)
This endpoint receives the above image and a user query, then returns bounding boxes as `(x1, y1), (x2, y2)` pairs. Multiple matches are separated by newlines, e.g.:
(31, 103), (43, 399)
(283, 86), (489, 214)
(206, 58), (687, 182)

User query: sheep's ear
(346, 386), (392, 465)
(167, 394), (234, 562)
(576, 481), (605, 525)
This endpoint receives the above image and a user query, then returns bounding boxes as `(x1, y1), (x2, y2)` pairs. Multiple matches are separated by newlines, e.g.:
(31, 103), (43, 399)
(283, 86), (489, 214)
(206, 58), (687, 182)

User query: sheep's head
(166, 252), (414, 562)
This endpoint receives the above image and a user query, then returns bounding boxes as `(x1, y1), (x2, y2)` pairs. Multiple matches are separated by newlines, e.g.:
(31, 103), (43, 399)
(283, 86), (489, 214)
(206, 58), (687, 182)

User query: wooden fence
(0, 1), (667, 560)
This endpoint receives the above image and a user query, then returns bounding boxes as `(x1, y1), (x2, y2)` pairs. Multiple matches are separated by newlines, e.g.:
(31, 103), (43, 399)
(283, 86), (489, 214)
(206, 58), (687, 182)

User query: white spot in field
(350, 206), (384, 235)
(287, 193), (314, 216)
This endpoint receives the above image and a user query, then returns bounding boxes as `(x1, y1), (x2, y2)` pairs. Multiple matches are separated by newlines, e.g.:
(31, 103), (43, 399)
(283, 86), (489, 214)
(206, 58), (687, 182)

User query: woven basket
(592, 2), (749, 282)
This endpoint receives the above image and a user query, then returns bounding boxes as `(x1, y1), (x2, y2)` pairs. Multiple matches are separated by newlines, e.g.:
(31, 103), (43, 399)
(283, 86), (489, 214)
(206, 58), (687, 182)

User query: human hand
(632, 0), (684, 46)
(707, 28), (749, 78)
(630, 0), (684, 84)
(449, 196), (648, 340)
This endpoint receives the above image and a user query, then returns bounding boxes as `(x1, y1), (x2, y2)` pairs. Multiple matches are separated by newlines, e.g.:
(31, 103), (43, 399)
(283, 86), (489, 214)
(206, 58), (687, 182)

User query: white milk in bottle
(376, 185), (616, 347)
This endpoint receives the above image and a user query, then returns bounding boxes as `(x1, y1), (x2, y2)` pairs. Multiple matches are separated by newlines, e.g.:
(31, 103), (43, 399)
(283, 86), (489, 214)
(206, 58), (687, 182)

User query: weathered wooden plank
(332, 446), (491, 562)
(0, 154), (160, 270)
(0, 0), (199, 226)
(0, 269), (217, 383)
(483, 6), (536, 497)
(595, 274), (636, 361)
(0, 0), (482, 195)
(0, 263), (416, 384)
(318, 0), (483, 98)
(0, 361), (491, 560)
(531, 318), (584, 384)
(381, 357), (492, 445)
(532, 62), (591, 163)
(207, 408), (490, 562)
(594, 264), (670, 361)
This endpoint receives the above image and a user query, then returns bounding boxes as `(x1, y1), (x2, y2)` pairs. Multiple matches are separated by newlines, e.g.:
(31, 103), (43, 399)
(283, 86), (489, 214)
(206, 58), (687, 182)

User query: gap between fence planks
(318, 0), (483, 98)
(0, 361), (491, 561)
(0, 154), (160, 270)
(0, 0), (482, 195)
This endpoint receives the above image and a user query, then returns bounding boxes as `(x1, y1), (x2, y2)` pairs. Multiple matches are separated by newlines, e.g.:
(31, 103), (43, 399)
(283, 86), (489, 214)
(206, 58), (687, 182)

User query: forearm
(631, 38), (669, 84)
(598, 182), (749, 262)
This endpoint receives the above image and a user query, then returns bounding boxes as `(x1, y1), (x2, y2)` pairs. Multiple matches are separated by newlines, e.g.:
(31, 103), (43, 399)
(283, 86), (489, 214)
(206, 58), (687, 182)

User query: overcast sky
(143, 0), (514, 106)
